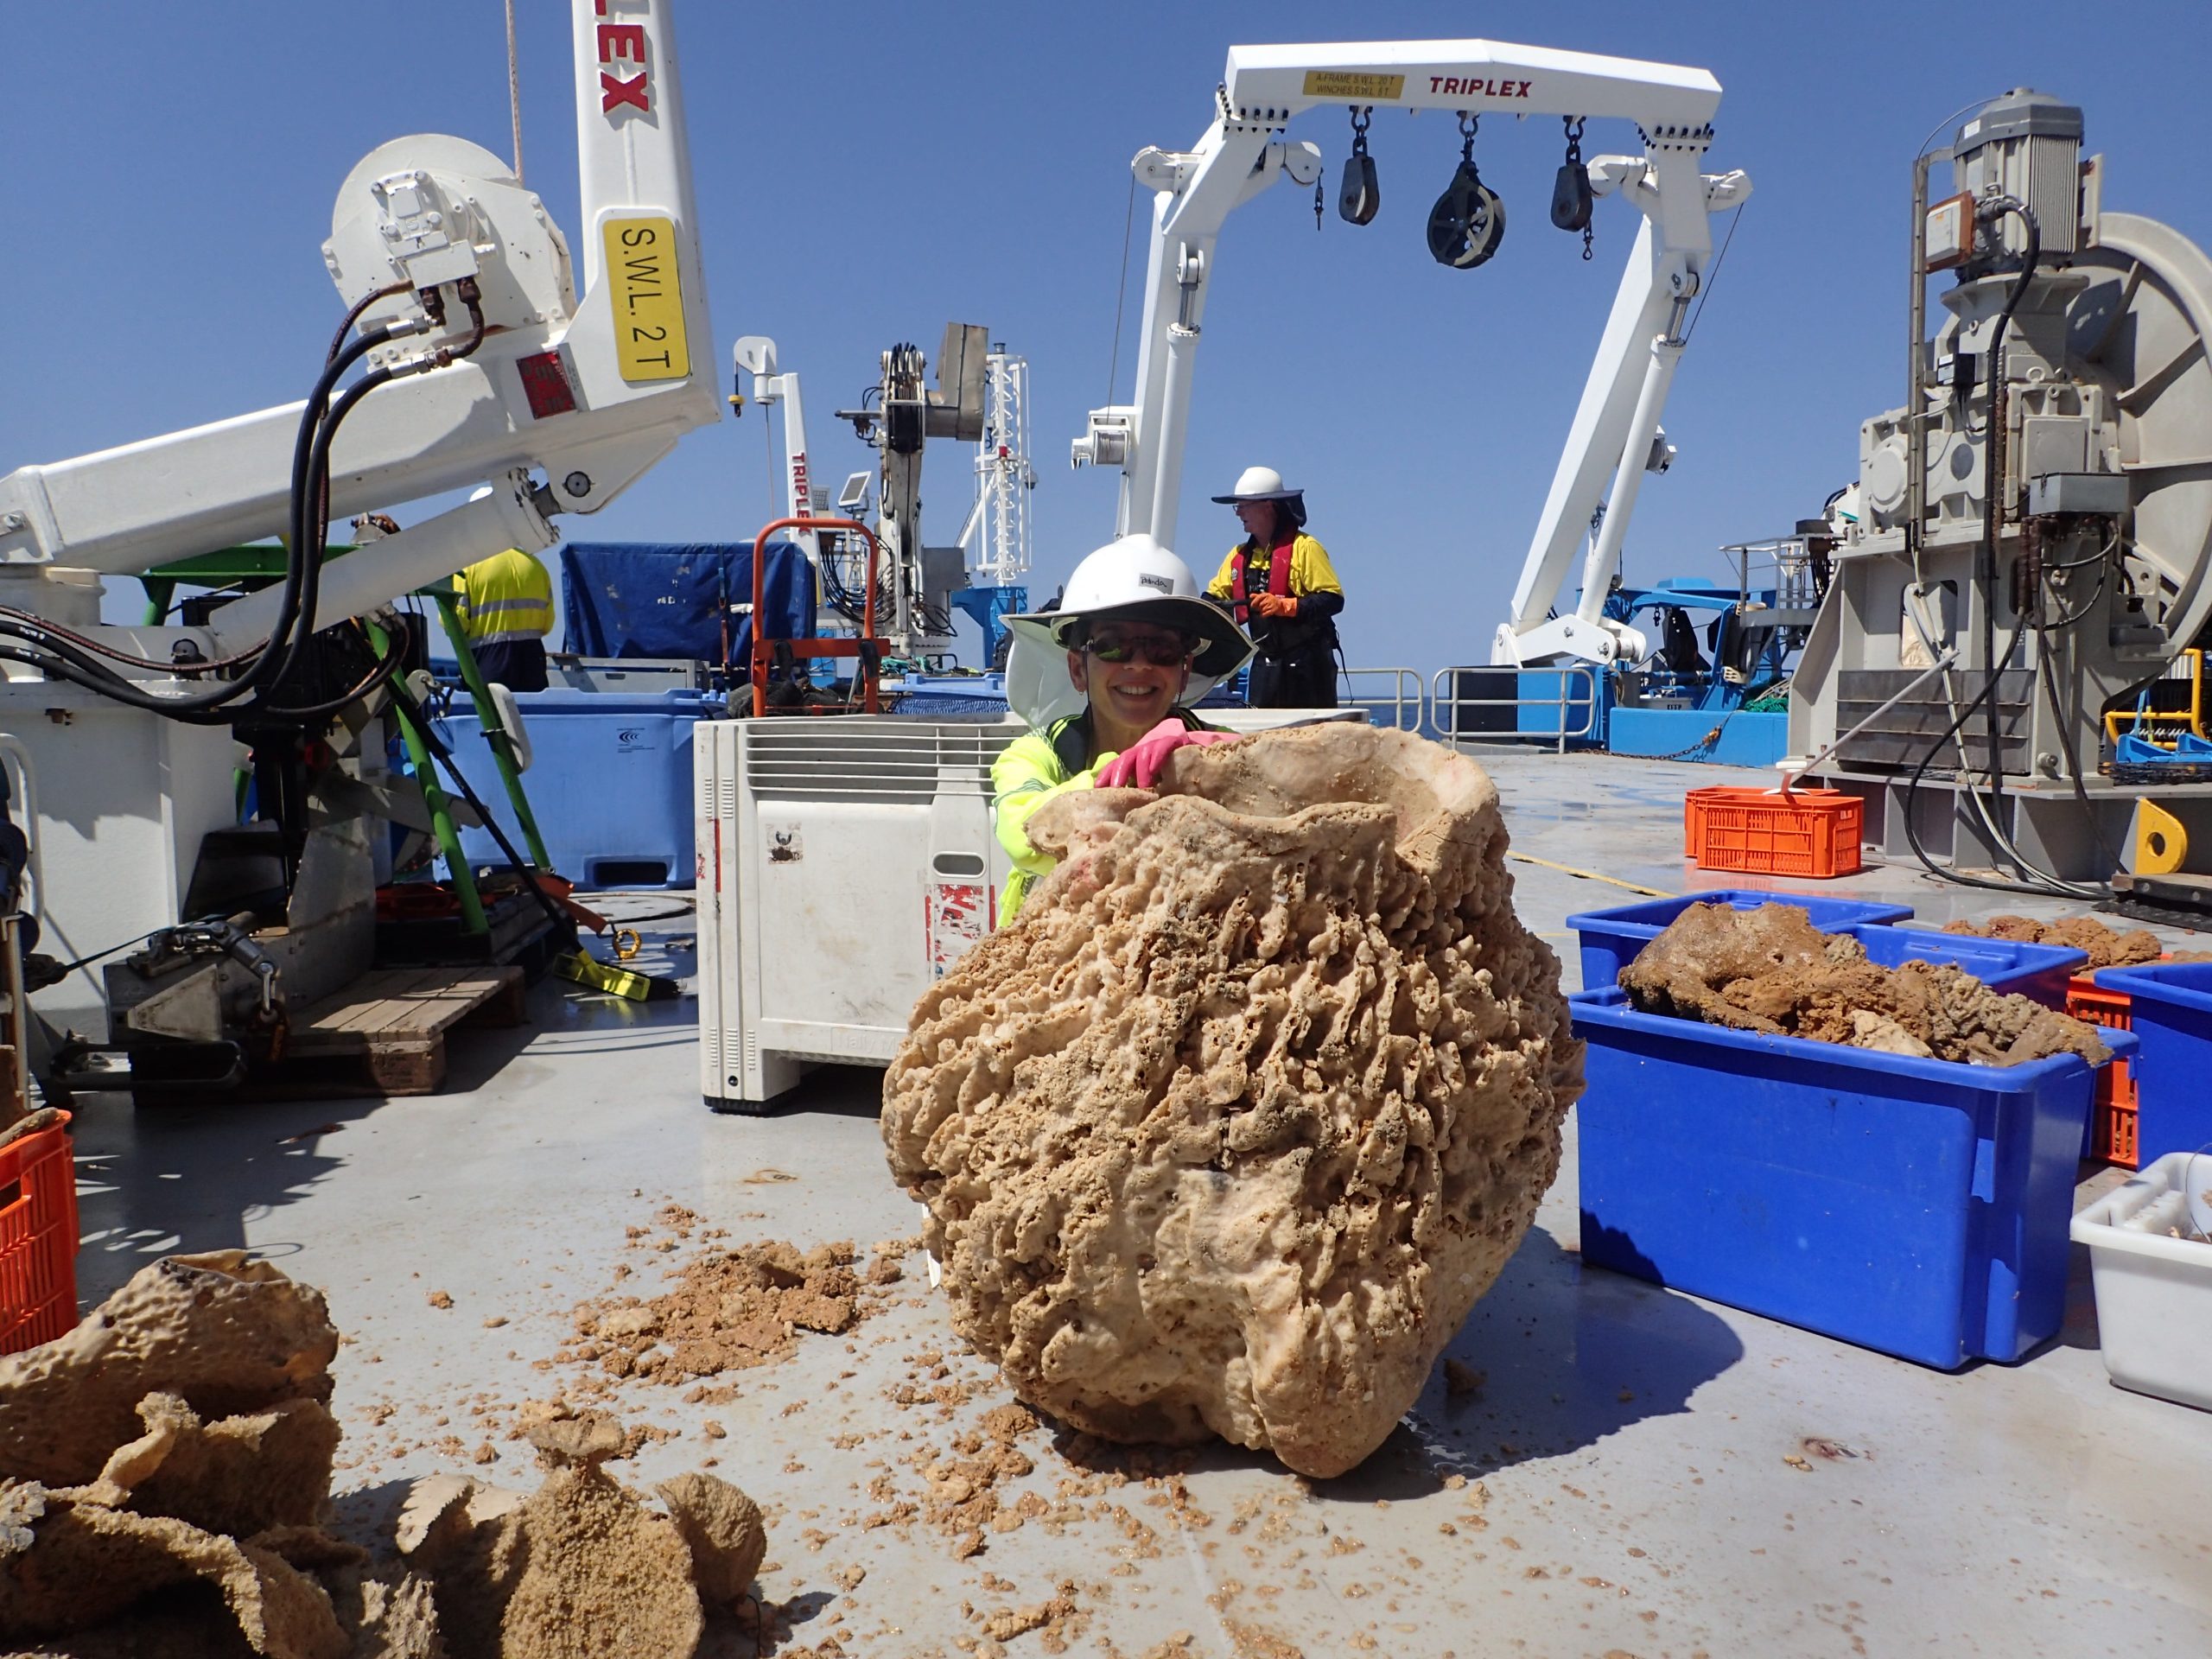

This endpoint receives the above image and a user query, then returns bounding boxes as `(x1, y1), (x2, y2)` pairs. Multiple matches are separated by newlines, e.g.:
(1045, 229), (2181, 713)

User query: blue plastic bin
(433, 689), (715, 890)
(1570, 987), (2127, 1369)
(2088, 961), (2212, 1163)
(1847, 925), (2086, 1008)
(1567, 890), (1915, 991)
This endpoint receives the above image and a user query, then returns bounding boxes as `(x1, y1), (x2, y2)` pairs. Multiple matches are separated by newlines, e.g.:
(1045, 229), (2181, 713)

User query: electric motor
(1953, 89), (2083, 261)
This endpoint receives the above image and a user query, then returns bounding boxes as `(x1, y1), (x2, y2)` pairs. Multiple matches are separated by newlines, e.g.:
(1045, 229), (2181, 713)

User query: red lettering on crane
(596, 3), (651, 116)
(1427, 75), (1534, 99)
(601, 69), (649, 112)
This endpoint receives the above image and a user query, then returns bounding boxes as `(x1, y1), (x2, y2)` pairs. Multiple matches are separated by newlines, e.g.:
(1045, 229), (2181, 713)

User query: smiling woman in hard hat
(1205, 466), (1344, 709)
(993, 537), (1254, 923)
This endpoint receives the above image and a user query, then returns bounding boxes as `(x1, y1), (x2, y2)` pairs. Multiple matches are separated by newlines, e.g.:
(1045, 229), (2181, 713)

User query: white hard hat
(1211, 465), (1302, 504)
(1001, 534), (1254, 728)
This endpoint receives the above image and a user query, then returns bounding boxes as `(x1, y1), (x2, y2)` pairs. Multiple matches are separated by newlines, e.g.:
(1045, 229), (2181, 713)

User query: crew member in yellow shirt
(1205, 466), (1344, 709)
(454, 546), (555, 692)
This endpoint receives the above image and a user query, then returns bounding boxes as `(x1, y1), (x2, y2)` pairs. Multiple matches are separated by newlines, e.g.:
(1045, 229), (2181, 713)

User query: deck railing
(1427, 664), (1601, 754)
(1338, 666), (1425, 732)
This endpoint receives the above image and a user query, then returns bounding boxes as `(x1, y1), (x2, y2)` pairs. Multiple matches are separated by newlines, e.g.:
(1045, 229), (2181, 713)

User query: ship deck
(63, 751), (2212, 1658)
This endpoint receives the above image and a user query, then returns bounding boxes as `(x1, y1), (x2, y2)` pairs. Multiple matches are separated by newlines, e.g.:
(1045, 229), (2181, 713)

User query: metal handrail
(2102, 647), (2205, 746)
(750, 515), (883, 718)
(1338, 665), (1424, 731)
(1428, 664), (1601, 753)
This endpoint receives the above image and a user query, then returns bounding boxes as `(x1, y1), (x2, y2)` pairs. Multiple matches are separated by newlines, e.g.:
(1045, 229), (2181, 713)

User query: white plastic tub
(2072, 1151), (2212, 1411)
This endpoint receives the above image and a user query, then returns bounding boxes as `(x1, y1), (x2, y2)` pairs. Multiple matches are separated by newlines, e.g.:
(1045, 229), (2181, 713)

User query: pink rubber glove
(1096, 721), (1242, 790)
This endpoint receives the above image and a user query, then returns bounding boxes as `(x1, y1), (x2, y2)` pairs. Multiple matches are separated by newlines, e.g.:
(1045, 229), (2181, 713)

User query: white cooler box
(694, 717), (1021, 1110)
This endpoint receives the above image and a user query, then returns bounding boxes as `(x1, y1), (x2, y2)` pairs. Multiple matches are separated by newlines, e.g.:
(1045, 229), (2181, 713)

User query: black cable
(272, 365), (396, 693)
(52, 927), (163, 977)
(329, 280), (412, 365)
(2037, 555), (2113, 631)
(1900, 613), (2081, 895)
(2032, 611), (2122, 878)
(276, 295), (484, 696)
(249, 623), (407, 721)
(385, 678), (577, 947)
(1900, 614), (2106, 898)
(1972, 197), (2042, 847)
(4, 321), (415, 703)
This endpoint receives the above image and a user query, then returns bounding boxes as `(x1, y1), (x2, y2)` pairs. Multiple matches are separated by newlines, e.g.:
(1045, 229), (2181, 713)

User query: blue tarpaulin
(558, 541), (811, 664)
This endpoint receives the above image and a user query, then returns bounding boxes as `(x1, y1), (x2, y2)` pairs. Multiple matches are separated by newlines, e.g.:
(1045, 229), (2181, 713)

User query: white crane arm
(0, 0), (718, 657)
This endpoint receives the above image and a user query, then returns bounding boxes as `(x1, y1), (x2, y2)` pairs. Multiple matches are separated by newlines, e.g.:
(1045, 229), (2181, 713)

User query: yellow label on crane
(1303, 72), (1404, 100)
(601, 216), (690, 382)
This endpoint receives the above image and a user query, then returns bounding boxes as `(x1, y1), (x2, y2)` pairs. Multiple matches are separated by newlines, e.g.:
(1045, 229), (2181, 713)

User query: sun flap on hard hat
(1002, 536), (1253, 729)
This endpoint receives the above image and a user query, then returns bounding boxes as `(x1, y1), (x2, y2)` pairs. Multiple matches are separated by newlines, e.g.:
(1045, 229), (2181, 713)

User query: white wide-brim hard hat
(1001, 534), (1254, 729)
(1211, 464), (1302, 504)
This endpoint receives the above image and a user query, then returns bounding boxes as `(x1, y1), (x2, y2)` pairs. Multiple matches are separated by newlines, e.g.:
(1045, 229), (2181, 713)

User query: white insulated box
(694, 717), (1020, 1110)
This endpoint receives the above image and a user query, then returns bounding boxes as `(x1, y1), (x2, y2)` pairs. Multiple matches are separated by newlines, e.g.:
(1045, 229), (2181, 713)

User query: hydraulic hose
(1972, 197), (2041, 843)
(384, 677), (577, 948)
(272, 292), (483, 696)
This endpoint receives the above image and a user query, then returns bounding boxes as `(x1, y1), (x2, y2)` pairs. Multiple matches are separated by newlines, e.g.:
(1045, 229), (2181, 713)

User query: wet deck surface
(66, 752), (2212, 1657)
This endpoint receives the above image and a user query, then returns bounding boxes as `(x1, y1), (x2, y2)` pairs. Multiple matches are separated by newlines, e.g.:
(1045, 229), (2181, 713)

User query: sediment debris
(0, 1254), (766, 1659)
(1941, 912), (2163, 969)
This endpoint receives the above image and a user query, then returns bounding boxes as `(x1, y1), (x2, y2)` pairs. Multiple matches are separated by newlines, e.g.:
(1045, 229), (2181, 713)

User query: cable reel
(1338, 105), (1379, 226)
(1427, 113), (1505, 270)
(1552, 117), (1595, 259)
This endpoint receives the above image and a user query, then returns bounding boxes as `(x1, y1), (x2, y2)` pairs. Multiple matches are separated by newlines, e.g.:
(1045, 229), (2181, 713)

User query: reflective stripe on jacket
(990, 708), (1211, 924)
(456, 549), (553, 644)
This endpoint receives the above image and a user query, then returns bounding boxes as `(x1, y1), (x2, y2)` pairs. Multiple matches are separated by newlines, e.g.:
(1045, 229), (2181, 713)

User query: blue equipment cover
(558, 541), (811, 664)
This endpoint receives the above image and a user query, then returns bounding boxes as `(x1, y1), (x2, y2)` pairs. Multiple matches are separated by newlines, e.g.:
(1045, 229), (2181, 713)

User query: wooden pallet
(271, 965), (529, 1096)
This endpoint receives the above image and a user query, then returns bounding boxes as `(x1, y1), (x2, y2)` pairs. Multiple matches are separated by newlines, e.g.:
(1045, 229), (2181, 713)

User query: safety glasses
(1085, 633), (1194, 667)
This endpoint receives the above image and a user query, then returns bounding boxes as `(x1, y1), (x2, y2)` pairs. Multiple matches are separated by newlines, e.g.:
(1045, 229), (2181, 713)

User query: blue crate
(432, 689), (715, 890)
(2088, 961), (2212, 1163)
(1566, 890), (1915, 991)
(1847, 925), (2087, 1008)
(1570, 987), (2129, 1369)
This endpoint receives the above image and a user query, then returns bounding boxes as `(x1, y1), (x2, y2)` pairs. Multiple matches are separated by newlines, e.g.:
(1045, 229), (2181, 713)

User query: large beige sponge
(883, 724), (1583, 1478)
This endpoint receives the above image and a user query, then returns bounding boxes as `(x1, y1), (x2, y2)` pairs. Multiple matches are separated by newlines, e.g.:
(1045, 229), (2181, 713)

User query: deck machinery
(1789, 90), (2212, 889)
(0, 0), (721, 1071)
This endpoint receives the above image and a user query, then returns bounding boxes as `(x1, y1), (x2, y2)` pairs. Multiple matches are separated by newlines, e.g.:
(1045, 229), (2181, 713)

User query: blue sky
(5, 0), (2208, 677)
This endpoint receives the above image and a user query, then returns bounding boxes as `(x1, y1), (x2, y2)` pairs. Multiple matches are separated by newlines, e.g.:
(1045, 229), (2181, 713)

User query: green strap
(432, 593), (552, 872)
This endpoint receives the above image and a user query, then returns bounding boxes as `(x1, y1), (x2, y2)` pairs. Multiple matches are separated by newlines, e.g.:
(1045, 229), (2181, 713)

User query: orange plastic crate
(2068, 973), (2140, 1168)
(0, 1111), (78, 1356)
(1683, 786), (1864, 878)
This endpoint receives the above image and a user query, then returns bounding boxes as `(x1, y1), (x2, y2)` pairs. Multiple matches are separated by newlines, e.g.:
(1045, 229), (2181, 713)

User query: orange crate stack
(2067, 973), (2140, 1168)
(0, 1111), (78, 1356)
(1683, 786), (1864, 879)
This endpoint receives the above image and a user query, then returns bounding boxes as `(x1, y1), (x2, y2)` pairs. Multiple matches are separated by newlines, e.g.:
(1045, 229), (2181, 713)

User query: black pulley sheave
(1428, 113), (1505, 270)
(1552, 116), (1594, 258)
(1550, 165), (1594, 231)
(1338, 105), (1379, 226)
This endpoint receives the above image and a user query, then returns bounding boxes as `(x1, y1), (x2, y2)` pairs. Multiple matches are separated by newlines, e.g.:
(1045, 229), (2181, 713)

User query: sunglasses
(1084, 633), (1195, 667)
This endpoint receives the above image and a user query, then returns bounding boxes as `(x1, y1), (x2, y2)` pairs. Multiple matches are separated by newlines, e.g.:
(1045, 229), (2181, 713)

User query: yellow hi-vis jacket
(456, 549), (554, 645)
(990, 708), (1212, 924)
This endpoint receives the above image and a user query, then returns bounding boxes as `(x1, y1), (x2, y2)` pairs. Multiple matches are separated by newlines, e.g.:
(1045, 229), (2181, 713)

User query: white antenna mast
(969, 346), (1035, 586)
